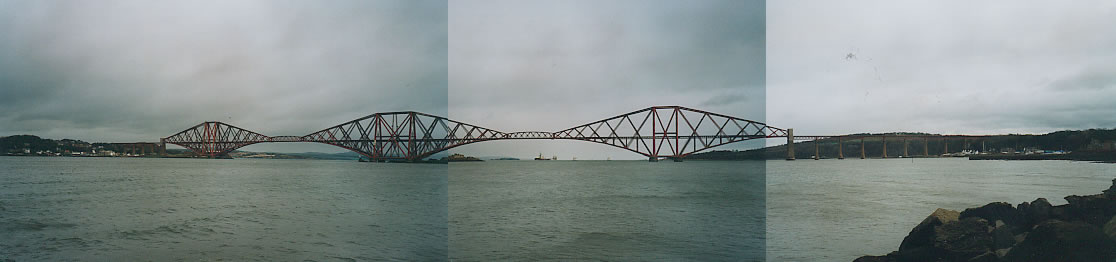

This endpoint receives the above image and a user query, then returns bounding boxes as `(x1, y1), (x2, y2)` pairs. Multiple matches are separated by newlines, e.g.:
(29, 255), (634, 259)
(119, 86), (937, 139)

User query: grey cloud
(449, 0), (765, 159)
(767, 1), (1116, 138)
(701, 90), (751, 107)
(0, 0), (446, 150)
(1049, 68), (1116, 91)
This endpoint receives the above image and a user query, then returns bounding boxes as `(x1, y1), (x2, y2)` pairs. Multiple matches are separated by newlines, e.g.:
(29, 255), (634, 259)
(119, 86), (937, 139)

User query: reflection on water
(767, 158), (1116, 261)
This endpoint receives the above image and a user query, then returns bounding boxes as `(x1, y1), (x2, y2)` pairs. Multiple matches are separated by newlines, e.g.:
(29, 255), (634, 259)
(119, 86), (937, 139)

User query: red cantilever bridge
(161, 106), (788, 162)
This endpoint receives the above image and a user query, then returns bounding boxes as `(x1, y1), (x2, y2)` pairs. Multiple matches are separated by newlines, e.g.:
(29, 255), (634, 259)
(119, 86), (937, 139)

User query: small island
(442, 153), (482, 162)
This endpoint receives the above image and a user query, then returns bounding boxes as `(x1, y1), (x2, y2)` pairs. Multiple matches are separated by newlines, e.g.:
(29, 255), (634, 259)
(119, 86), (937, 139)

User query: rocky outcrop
(856, 178), (1116, 262)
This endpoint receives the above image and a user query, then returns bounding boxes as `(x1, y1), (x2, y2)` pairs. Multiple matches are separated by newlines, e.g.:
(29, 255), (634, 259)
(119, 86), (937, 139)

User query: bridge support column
(159, 138), (167, 156)
(813, 140), (819, 160)
(882, 136), (888, 158)
(786, 128), (795, 161)
(924, 138), (929, 156)
(648, 156), (659, 162)
(838, 137), (844, 159)
(944, 139), (949, 156)
(860, 138), (866, 159)
(982, 140), (986, 154)
(903, 139), (909, 158)
(671, 157), (684, 162)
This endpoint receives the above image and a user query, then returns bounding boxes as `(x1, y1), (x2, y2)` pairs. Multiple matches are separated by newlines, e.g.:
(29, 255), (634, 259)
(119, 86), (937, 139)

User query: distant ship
(534, 153), (556, 160)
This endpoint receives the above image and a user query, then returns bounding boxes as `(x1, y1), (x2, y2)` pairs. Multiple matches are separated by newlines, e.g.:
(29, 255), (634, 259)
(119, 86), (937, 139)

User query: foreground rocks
(855, 178), (1116, 262)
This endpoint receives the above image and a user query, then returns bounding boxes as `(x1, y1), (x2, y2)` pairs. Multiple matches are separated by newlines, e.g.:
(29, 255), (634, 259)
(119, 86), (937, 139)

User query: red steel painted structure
(163, 106), (787, 161)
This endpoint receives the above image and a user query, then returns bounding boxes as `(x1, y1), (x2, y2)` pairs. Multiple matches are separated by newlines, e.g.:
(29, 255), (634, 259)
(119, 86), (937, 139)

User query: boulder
(1105, 215), (1116, 241)
(899, 208), (959, 253)
(967, 251), (996, 262)
(1002, 219), (1116, 262)
(989, 220), (1015, 250)
(960, 202), (1025, 230)
(993, 247), (1011, 258)
(852, 254), (897, 262)
(1018, 198), (1052, 227)
(931, 217), (993, 261)
(1063, 194), (1116, 227)
(1103, 178), (1116, 197)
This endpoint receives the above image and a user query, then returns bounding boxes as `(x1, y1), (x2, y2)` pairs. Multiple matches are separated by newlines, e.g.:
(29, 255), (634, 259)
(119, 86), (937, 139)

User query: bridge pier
(671, 157), (684, 162)
(924, 138), (929, 156)
(882, 136), (888, 158)
(903, 139), (909, 158)
(944, 139), (949, 156)
(860, 138), (866, 159)
(786, 128), (795, 161)
(813, 139), (819, 160)
(648, 156), (659, 162)
(838, 136), (844, 159)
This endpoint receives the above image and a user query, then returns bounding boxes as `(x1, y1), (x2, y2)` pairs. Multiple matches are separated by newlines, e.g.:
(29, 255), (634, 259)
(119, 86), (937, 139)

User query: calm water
(0, 157), (447, 261)
(767, 158), (1116, 261)
(449, 160), (766, 261)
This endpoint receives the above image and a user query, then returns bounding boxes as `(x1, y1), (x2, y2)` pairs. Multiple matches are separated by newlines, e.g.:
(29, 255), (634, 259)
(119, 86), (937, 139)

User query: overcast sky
(0, 0), (446, 153)
(768, 1), (1116, 139)
(3, 1), (1114, 159)
(448, 0), (765, 160)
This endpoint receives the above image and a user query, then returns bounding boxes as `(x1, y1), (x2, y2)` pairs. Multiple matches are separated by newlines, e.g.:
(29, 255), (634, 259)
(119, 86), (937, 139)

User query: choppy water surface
(13, 156), (1095, 261)
(767, 158), (1116, 261)
(449, 160), (766, 261)
(0, 157), (446, 261)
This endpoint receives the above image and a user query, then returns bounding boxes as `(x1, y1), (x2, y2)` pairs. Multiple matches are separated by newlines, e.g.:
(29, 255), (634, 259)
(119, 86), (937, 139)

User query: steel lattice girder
(164, 106), (786, 160)
(552, 106), (785, 157)
(163, 122), (271, 157)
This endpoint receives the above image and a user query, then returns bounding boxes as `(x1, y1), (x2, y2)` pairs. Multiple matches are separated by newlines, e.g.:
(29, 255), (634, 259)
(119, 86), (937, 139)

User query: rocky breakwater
(855, 178), (1116, 262)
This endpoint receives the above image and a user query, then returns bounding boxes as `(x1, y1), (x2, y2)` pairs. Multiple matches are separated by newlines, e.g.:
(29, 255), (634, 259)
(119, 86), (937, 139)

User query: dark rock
(1105, 215), (1116, 241)
(990, 220), (1015, 250)
(899, 208), (960, 253)
(853, 253), (897, 262)
(856, 181), (1116, 262)
(960, 202), (1025, 230)
(994, 247), (1011, 258)
(967, 251), (996, 262)
(932, 217), (993, 261)
(1002, 219), (1116, 262)
(1019, 198), (1052, 228)
(1062, 194), (1116, 227)
(1013, 232), (1027, 245)
(1103, 178), (1116, 197)
(1050, 204), (1069, 221)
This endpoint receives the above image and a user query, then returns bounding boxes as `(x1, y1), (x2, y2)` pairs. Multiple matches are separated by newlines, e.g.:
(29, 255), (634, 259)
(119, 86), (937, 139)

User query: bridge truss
(163, 106), (786, 161)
